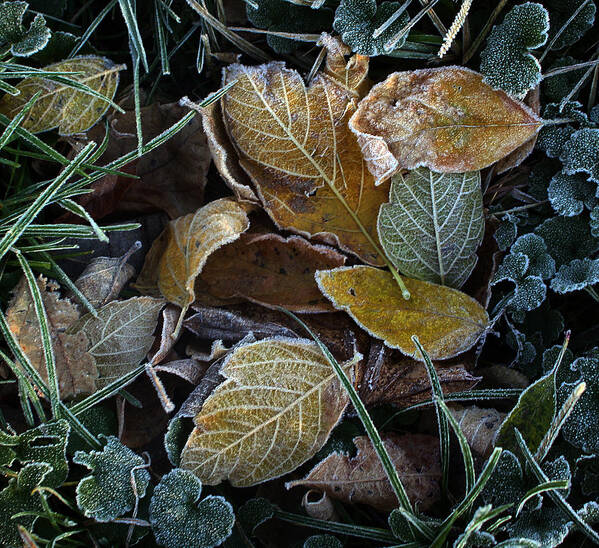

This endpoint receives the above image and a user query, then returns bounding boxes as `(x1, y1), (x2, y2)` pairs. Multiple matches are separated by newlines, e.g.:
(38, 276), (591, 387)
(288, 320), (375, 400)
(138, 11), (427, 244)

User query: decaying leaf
(377, 168), (484, 288)
(196, 232), (346, 313)
(136, 199), (250, 312)
(449, 405), (505, 457)
(286, 433), (441, 512)
(180, 338), (356, 486)
(316, 266), (489, 360)
(220, 39), (390, 265)
(67, 297), (164, 387)
(349, 66), (543, 182)
(6, 276), (97, 399)
(357, 342), (480, 409)
(0, 55), (122, 135)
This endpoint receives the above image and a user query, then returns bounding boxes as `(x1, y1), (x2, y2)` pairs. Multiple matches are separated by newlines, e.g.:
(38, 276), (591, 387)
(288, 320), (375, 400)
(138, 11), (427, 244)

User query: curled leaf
(0, 55), (122, 135)
(449, 405), (505, 457)
(349, 66), (543, 182)
(180, 338), (356, 486)
(316, 266), (489, 360)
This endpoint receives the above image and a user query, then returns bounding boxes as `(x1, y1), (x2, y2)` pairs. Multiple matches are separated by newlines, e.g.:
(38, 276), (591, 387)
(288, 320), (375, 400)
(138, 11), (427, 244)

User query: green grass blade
(516, 480), (570, 516)
(69, 0), (118, 57)
(118, 0), (149, 71)
(0, 90), (41, 151)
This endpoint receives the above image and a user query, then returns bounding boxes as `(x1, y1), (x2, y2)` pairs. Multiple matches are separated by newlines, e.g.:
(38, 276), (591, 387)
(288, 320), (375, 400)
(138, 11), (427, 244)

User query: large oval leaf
(316, 266), (488, 360)
(180, 338), (354, 486)
(377, 168), (484, 288)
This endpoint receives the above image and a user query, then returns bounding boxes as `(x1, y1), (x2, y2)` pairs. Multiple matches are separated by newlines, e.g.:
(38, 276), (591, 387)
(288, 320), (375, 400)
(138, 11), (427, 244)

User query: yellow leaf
(0, 56), (122, 135)
(180, 337), (355, 486)
(349, 66), (543, 183)
(220, 37), (389, 265)
(136, 198), (250, 311)
(316, 266), (488, 360)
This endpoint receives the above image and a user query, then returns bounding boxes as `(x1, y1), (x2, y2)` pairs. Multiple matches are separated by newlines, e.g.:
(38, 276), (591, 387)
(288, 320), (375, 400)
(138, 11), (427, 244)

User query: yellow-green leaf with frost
(0, 56), (122, 135)
(349, 66), (543, 183)
(316, 266), (488, 360)
(180, 337), (356, 486)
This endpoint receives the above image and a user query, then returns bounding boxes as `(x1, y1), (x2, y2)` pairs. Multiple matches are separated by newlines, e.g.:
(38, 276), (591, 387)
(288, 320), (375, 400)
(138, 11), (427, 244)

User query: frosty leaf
(510, 234), (556, 280)
(495, 215), (518, 251)
(591, 206), (599, 237)
(247, 0), (332, 54)
(377, 168), (484, 288)
(73, 436), (150, 522)
(349, 67), (543, 182)
(449, 405), (505, 457)
(543, 57), (586, 102)
(149, 469), (234, 548)
(68, 296), (164, 387)
(0, 419), (69, 488)
(0, 1), (50, 56)
(304, 535), (342, 548)
(551, 258), (599, 294)
(546, 0), (597, 50)
(136, 199), (250, 310)
(286, 433), (441, 512)
(548, 173), (597, 216)
(221, 45), (389, 265)
(480, 450), (527, 508)
(559, 357), (599, 453)
(535, 215), (599, 267)
(536, 102), (588, 159)
(316, 266), (489, 360)
(180, 338), (354, 486)
(237, 497), (275, 537)
(196, 232), (346, 313)
(0, 56), (122, 135)
(0, 462), (52, 546)
(509, 507), (571, 546)
(480, 3), (549, 98)
(6, 276), (98, 399)
(560, 128), (599, 183)
(333, 0), (409, 56)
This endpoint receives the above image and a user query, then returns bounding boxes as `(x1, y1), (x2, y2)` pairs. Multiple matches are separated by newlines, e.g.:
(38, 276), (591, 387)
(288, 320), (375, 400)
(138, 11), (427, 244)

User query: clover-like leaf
(149, 469), (234, 548)
(304, 535), (343, 548)
(73, 436), (150, 522)
(0, 55), (122, 135)
(560, 128), (599, 183)
(237, 497), (276, 537)
(548, 173), (597, 216)
(480, 2), (549, 98)
(551, 258), (599, 294)
(0, 420), (69, 488)
(480, 450), (527, 508)
(333, 0), (409, 56)
(511, 233), (556, 280)
(494, 214), (518, 251)
(545, 0), (596, 50)
(543, 57), (586, 102)
(0, 1), (50, 57)
(591, 206), (599, 237)
(377, 168), (484, 288)
(0, 462), (52, 546)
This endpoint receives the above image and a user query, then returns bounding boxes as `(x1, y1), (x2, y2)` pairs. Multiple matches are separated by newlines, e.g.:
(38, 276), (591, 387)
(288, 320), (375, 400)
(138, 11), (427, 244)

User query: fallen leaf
(67, 297), (164, 387)
(136, 199), (250, 312)
(286, 433), (441, 511)
(378, 168), (484, 288)
(180, 337), (356, 486)
(70, 243), (139, 308)
(149, 304), (181, 365)
(6, 276), (97, 399)
(81, 102), (212, 219)
(357, 342), (480, 409)
(196, 232), (346, 312)
(449, 404), (505, 457)
(0, 56), (122, 135)
(316, 266), (489, 360)
(349, 66), (543, 182)
(220, 39), (389, 265)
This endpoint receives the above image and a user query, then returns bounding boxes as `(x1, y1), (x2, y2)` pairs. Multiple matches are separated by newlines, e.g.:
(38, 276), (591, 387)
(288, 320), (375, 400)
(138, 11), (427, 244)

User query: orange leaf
(349, 66), (543, 183)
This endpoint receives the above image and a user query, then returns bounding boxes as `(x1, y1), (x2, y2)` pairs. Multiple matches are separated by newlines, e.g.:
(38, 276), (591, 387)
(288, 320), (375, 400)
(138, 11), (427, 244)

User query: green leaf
(333, 0), (409, 56)
(0, 419), (69, 487)
(0, 55), (122, 135)
(68, 296), (164, 387)
(479, 450), (527, 508)
(548, 173), (597, 216)
(377, 168), (484, 288)
(511, 234), (556, 280)
(560, 128), (599, 184)
(304, 534), (343, 548)
(0, 462), (52, 546)
(0, 1), (51, 57)
(149, 469), (235, 548)
(237, 497), (276, 537)
(480, 2), (548, 98)
(73, 435), (150, 522)
(543, 57), (586, 102)
(551, 258), (599, 293)
(545, 0), (596, 50)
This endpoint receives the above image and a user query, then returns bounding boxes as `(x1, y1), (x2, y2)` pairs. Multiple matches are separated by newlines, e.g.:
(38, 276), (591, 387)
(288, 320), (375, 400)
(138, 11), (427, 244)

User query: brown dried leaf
(286, 433), (441, 511)
(349, 66), (543, 182)
(449, 404), (506, 457)
(196, 232), (346, 313)
(221, 41), (389, 265)
(6, 277), (97, 399)
(181, 338), (355, 486)
(136, 198), (250, 311)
